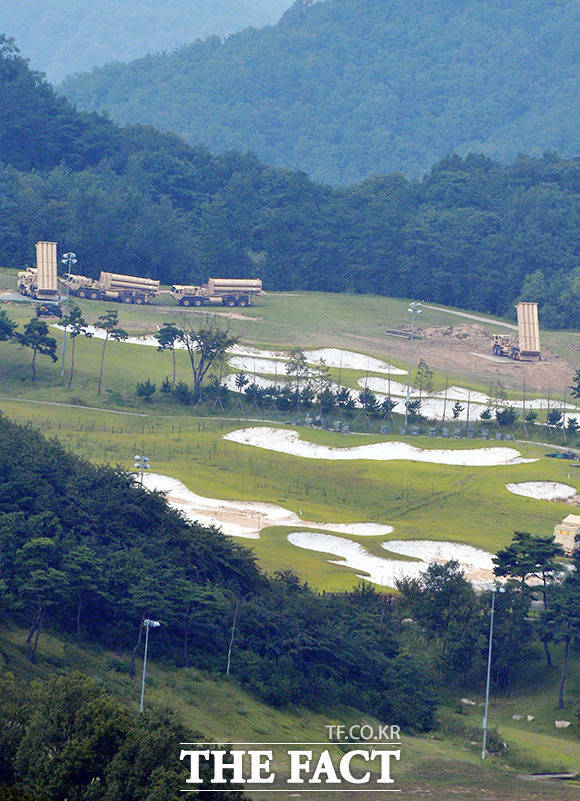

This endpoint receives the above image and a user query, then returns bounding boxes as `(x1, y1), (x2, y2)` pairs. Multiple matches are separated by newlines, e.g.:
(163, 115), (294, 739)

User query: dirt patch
(373, 323), (578, 396)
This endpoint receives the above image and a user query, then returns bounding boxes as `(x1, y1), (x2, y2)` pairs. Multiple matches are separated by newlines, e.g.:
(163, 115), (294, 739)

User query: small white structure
(553, 514), (580, 555)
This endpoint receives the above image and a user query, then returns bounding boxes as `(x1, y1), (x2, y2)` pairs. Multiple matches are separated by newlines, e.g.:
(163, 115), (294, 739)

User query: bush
(136, 378), (156, 402)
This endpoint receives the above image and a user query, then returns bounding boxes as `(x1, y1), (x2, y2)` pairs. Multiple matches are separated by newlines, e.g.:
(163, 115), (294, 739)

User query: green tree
(61, 305), (91, 389)
(62, 545), (104, 646)
(571, 369), (580, 399)
(17, 318), (57, 381)
(495, 406), (518, 427)
(155, 322), (182, 390)
(178, 315), (237, 398)
(0, 309), (17, 340)
(96, 310), (128, 394)
(546, 408), (563, 429)
(493, 531), (564, 599)
(286, 347), (311, 392)
(451, 401), (463, 420)
(414, 359), (433, 400)
(541, 570), (580, 708)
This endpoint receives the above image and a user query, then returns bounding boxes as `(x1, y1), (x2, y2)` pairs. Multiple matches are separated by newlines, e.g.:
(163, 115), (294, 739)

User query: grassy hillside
(61, 0), (580, 183)
(1, 624), (578, 799)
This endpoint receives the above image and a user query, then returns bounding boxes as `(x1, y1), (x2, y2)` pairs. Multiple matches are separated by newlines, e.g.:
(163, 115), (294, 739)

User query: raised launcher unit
(64, 271), (159, 304)
(515, 301), (541, 359)
(170, 278), (262, 307)
(492, 301), (541, 361)
(17, 241), (60, 301)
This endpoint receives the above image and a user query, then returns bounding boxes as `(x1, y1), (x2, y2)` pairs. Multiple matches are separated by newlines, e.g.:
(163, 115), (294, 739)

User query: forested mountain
(1, 36), (578, 329)
(61, 0), (580, 183)
(0, 0), (291, 82)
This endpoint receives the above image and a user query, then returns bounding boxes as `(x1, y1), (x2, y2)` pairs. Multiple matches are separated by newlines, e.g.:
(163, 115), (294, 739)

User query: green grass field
(0, 400), (576, 591)
(1, 623), (578, 800)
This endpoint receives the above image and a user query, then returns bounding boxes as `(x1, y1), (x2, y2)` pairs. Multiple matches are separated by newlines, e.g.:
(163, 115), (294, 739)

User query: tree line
(1, 36), (578, 329)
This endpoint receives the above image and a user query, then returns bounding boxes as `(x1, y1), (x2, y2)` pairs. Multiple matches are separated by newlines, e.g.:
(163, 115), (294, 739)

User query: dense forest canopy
(61, 0), (580, 183)
(0, 0), (291, 82)
(1, 36), (578, 329)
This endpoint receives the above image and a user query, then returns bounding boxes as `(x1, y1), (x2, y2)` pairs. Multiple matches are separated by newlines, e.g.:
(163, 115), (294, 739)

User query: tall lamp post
(482, 584), (505, 759)
(405, 301), (422, 428)
(139, 618), (161, 713)
(60, 252), (77, 377)
(134, 454), (150, 485)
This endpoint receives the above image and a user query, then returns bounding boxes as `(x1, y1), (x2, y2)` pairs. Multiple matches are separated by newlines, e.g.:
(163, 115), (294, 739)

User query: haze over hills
(0, 0), (292, 82)
(1, 35), (578, 329)
(61, 0), (580, 184)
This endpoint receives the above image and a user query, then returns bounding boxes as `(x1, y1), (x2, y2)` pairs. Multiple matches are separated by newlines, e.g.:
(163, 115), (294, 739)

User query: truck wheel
(134, 295), (145, 305)
(192, 298), (202, 307)
(89, 290), (99, 300)
(226, 297), (236, 307)
(122, 295), (133, 304)
(77, 288), (88, 299)
(180, 298), (192, 307)
(237, 296), (249, 307)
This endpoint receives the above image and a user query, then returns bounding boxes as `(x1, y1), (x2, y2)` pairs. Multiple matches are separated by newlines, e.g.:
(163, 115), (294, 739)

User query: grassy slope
(0, 400), (576, 592)
(0, 276), (578, 590)
(1, 624), (578, 800)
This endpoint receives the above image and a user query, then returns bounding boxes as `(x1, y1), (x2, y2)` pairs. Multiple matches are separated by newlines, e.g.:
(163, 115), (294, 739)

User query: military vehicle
(18, 242), (60, 301)
(63, 271), (160, 304)
(170, 278), (262, 307)
(492, 302), (541, 361)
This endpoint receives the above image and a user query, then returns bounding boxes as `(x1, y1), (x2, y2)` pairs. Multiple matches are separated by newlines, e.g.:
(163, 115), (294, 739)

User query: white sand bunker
(287, 532), (495, 588)
(303, 349), (406, 375)
(142, 473), (393, 539)
(224, 427), (533, 466)
(505, 481), (577, 501)
(383, 540), (494, 579)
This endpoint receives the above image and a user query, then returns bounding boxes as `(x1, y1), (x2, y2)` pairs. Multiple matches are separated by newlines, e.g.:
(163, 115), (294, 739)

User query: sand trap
(287, 532), (495, 587)
(224, 427), (533, 466)
(229, 356), (293, 375)
(383, 540), (494, 576)
(303, 348), (406, 375)
(224, 374), (279, 392)
(288, 531), (424, 586)
(505, 481), (577, 501)
(142, 473), (394, 539)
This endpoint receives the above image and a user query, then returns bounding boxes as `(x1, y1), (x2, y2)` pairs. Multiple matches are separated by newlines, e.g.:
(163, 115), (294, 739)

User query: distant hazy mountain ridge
(61, 0), (580, 183)
(0, 0), (292, 82)
(1, 34), (578, 329)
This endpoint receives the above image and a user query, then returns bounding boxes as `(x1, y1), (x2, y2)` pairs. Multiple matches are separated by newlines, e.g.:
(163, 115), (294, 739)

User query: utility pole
(482, 584), (505, 759)
(405, 301), (422, 428)
(60, 252), (77, 377)
(139, 618), (161, 713)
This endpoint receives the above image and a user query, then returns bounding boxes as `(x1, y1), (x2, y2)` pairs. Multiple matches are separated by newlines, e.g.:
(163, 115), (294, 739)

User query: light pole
(134, 454), (150, 485)
(405, 301), (422, 428)
(482, 584), (505, 759)
(60, 252), (77, 377)
(139, 618), (161, 713)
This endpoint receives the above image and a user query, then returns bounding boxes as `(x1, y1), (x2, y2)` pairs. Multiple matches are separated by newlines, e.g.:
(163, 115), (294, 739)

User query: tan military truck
(170, 278), (262, 307)
(491, 302), (541, 361)
(18, 241), (60, 301)
(63, 271), (160, 304)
